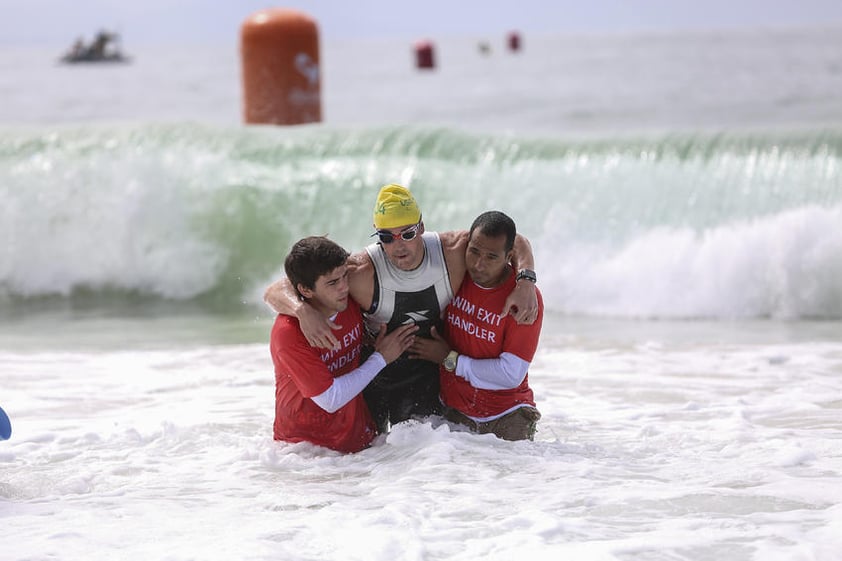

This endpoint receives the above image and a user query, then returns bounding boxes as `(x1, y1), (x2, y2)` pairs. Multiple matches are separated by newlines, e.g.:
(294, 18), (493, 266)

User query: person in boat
(270, 236), (418, 453)
(264, 184), (539, 435)
(409, 211), (544, 441)
(69, 37), (86, 58)
(63, 30), (123, 62)
(90, 30), (116, 58)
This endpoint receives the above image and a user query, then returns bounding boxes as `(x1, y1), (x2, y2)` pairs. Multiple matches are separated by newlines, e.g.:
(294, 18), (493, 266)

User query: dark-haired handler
(271, 236), (418, 453)
(410, 211), (544, 441)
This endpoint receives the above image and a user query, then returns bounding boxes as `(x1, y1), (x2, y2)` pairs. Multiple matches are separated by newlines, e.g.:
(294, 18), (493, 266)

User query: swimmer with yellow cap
(263, 181), (539, 434)
(370, 184), (426, 272)
(372, 183), (422, 229)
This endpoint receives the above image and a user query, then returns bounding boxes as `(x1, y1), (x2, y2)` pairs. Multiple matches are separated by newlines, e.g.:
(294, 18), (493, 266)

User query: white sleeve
(454, 352), (530, 391)
(310, 352), (387, 413)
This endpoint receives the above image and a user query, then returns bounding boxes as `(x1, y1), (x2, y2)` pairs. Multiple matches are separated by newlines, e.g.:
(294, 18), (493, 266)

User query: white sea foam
(543, 204), (842, 319)
(2, 124), (841, 321)
(2, 322), (841, 561)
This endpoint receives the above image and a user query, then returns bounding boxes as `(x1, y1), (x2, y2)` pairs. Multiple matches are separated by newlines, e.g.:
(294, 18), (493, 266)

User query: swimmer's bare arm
(439, 229), (539, 325)
(263, 276), (337, 348)
(438, 230), (469, 295)
(505, 233), (539, 324)
(263, 252), (375, 349)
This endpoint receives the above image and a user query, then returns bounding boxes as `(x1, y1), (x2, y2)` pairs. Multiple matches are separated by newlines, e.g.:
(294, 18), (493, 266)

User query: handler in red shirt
(411, 211), (543, 440)
(271, 236), (417, 453)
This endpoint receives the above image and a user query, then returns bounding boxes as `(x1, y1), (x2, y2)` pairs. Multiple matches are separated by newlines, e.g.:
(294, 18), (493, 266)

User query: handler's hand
(298, 303), (342, 349)
(503, 280), (538, 324)
(375, 323), (419, 363)
(408, 326), (450, 364)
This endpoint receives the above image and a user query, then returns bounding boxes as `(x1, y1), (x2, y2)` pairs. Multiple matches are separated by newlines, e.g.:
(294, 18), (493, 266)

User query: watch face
(444, 352), (457, 371)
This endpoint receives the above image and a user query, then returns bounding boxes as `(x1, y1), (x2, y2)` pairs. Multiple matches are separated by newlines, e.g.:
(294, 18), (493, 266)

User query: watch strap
(516, 268), (537, 283)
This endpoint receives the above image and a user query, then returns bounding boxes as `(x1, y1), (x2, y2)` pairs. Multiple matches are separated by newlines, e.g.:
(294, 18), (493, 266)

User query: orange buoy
(414, 40), (435, 70)
(240, 8), (321, 125)
(507, 31), (521, 52)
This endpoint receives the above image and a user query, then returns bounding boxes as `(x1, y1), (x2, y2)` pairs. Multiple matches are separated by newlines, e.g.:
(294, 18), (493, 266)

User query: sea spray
(2, 123), (841, 318)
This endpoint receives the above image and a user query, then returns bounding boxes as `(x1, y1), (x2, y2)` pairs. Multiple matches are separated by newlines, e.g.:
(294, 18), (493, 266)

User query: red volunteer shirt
(441, 269), (543, 418)
(271, 304), (376, 453)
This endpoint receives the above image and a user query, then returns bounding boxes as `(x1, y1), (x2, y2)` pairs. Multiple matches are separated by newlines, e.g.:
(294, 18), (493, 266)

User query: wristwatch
(443, 350), (459, 372)
(516, 268), (537, 283)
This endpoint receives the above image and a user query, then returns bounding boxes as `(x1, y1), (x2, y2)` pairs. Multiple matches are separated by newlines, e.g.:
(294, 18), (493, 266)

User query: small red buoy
(507, 31), (521, 53)
(414, 40), (435, 70)
(240, 8), (322, 125)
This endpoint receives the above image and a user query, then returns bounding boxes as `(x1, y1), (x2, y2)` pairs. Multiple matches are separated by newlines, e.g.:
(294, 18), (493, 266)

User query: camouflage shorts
(443, 405), (541, 441)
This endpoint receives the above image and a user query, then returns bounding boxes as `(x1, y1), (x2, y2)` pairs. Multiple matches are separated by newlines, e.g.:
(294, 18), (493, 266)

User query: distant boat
(59, 30), (131, 64)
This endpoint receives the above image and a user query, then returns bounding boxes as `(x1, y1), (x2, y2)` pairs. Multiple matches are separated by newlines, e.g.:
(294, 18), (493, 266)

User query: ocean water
(2, 26), (842, 561)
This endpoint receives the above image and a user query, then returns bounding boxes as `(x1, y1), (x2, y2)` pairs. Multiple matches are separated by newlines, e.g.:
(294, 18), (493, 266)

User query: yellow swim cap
(372, 184), (422, 229)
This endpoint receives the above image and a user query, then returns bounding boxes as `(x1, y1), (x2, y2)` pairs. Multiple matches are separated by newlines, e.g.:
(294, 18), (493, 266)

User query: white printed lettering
(477, 307), (503, 326)
(448, 312), (497, 343)
(453, 296), (476, 316)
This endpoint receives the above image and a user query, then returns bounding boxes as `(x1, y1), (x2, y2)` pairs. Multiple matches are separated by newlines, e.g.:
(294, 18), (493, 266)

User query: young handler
(271, 236), (417, 453)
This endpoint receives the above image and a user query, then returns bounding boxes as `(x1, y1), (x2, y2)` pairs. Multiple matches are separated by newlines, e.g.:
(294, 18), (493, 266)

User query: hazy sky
(4, 0), (842, 46)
